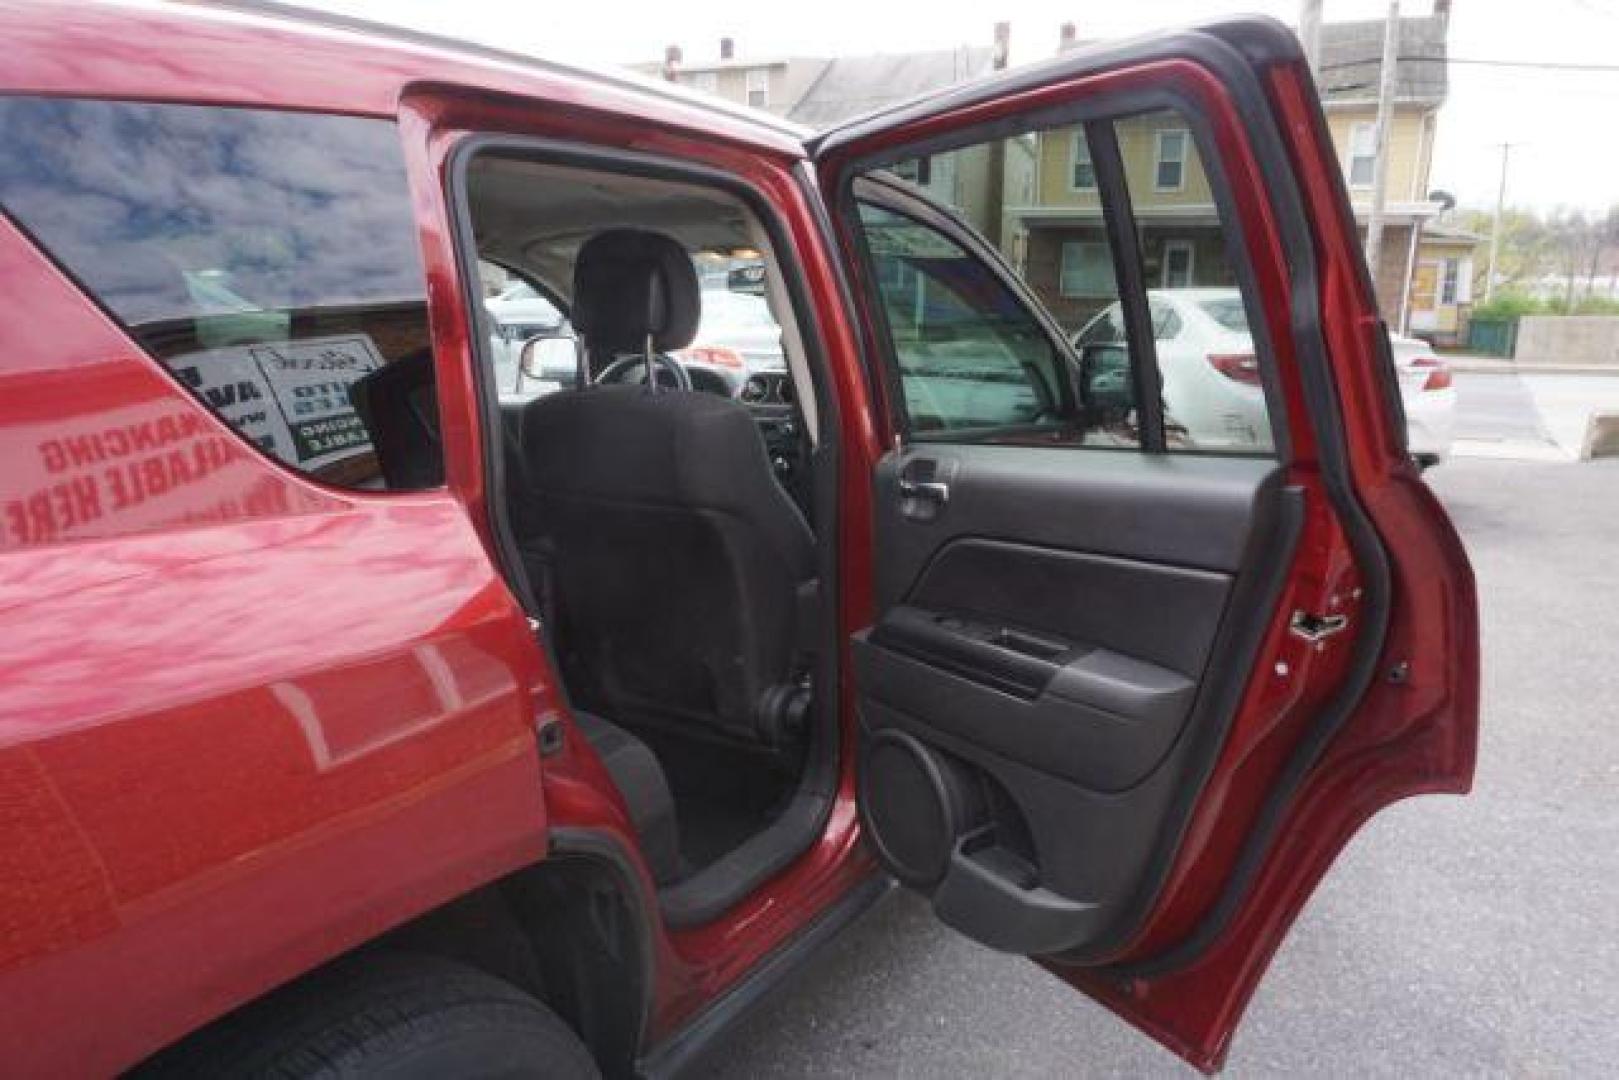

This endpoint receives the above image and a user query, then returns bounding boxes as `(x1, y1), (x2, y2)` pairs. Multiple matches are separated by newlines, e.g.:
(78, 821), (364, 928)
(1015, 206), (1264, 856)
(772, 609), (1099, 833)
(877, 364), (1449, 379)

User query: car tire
(137, 952), (600, 1079)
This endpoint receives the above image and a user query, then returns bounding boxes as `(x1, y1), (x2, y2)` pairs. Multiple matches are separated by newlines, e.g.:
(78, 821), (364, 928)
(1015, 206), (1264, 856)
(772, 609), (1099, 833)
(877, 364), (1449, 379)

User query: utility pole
(983, 21), (1011, 249)
(1299, 0), (1323, 79)
(1363, 0), (1399, 307)
(1484, 141), (1515, 303)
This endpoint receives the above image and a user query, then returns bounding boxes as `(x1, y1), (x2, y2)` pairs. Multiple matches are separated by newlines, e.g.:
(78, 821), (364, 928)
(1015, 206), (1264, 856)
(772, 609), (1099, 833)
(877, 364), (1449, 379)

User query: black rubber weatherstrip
(809, 16), (1395, 973)
(1104, 20), (1398, 977)
(1088, 118), (1167, 451)
(545, 827), (661, 1070)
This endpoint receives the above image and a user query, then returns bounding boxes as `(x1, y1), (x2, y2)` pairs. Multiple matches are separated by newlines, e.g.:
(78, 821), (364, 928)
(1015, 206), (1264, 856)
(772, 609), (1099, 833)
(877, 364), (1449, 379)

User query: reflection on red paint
(0, 402), (288, 546)
(0, 188), (550, 1075)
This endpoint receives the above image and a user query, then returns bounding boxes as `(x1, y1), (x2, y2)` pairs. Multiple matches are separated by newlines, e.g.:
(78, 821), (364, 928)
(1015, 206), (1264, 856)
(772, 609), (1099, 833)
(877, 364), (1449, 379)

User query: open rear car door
(810, 18), (1478, 1072)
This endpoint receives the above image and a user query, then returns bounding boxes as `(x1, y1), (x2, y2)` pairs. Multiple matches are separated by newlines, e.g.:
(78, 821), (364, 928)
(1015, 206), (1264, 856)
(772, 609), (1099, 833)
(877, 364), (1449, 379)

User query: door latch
(1289, 609), (1349, 643)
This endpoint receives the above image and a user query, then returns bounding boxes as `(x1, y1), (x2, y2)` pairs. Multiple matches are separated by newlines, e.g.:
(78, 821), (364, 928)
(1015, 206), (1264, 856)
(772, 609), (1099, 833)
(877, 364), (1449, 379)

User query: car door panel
(906, 542), (1229, 678)
(814, 16), (1476, 1072)
(852, 444), (1300, 955)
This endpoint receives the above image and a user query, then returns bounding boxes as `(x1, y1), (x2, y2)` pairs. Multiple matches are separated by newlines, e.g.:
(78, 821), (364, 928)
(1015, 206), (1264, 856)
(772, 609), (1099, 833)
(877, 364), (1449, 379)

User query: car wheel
(137, 953), (599, 1079)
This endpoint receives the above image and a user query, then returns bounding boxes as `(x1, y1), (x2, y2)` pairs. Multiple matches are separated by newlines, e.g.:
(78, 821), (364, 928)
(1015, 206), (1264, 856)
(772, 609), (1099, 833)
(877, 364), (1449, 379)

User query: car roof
(4, 0), (810, 157)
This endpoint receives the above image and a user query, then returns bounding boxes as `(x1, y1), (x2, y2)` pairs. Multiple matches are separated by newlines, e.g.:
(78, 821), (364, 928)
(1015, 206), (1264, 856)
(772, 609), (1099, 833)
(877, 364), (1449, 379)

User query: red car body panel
(0, 4), (886, 1071)
(400, 90), (886, 1043)
(0, 211), (553, 1075)
(0, 3), (1477, 1075)
(1058, 64), (1478, 1072)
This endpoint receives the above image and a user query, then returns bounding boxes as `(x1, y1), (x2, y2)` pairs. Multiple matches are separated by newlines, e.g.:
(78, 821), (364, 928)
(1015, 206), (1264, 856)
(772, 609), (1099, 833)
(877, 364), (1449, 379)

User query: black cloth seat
(572, 710), (682, 885)
(348, 347), (443, 489)
(515, 229), (815, 745)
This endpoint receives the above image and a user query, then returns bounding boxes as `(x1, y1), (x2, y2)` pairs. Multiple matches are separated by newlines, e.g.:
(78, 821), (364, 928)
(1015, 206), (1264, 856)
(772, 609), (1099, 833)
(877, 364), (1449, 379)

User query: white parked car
(679, 288), (787, 376)
(1075, 288), (1456, 466)
(498, 284), (788, 401)
(1386, 331), (1458, 467)
(484, 280), (574, 391)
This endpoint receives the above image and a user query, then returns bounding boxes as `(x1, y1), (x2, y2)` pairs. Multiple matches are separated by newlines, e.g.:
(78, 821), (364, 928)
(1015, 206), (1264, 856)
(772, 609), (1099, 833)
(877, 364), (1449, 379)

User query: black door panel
(855, 626), (1196, 791)
(873, 447), (1281, 608)
(906, 539), (1233, 677)
(856, 443), (1296, 955)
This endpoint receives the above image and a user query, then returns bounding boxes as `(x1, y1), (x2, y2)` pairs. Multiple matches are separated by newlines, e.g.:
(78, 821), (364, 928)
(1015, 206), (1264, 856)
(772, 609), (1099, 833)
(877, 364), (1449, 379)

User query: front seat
(516, 229), (815, 745)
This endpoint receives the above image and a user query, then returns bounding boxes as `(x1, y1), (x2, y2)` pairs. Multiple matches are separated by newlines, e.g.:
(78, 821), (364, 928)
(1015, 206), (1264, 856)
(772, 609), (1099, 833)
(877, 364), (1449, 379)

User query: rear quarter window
(0, 99), (441, 491)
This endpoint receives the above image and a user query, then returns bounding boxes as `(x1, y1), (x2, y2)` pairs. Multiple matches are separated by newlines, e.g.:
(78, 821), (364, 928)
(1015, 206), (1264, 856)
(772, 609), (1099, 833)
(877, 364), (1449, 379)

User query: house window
(689, 71), (718, 94)
(1161, 240), (1195, 288)
(1060, 241), (1116, 297)
(1440, 257), (1460, 305)
(1070, 132), (1096, 190)
(746, 68), (769, 108)
(1348, 122), (1377, 188)
(1154, 130), (1188, 191)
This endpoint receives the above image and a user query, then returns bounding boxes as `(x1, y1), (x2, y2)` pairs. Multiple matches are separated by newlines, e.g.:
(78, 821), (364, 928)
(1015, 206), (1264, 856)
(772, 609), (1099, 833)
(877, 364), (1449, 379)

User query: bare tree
(1585, 205), (1619, 301)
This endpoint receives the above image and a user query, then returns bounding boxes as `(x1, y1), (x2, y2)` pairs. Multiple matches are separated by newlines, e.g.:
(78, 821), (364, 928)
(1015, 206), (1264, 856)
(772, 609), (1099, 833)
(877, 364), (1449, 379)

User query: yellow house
(1408, 222), (1479, 342)
(1003, 11), (1475, 341)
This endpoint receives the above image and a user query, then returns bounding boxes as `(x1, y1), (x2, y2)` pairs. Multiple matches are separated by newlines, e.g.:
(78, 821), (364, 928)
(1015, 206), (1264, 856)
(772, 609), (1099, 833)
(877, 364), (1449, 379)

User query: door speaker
(859, 729), (985, 889)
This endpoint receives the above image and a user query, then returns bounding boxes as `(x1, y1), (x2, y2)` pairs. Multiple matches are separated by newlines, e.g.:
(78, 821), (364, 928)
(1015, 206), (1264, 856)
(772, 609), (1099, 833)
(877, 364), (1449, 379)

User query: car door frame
(810, 17), (1477, 1070)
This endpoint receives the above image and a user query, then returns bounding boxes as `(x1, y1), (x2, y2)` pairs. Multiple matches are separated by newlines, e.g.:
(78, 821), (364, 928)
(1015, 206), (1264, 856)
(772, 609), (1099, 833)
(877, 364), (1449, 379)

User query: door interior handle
(897, 456), (956, 522)
(898, 478), (950, 505)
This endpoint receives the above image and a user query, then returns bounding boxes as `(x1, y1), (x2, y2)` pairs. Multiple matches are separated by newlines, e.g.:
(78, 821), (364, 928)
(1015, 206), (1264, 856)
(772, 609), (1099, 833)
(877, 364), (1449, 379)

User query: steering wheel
(594, 353), (692, 391)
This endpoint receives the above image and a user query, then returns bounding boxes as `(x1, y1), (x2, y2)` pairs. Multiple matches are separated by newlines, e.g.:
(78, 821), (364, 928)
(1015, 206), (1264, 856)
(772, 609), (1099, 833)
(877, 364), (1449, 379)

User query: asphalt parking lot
(707, 449), (1619, 1077)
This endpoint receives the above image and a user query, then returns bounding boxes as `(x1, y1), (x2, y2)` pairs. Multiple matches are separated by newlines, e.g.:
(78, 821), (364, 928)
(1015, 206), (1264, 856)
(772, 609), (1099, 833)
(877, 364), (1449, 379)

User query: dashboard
(737, 371), (811, 516)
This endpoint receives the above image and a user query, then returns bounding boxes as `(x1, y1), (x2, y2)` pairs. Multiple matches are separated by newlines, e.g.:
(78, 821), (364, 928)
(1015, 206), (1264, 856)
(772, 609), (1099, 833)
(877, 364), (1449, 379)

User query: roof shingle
(786, 47), (994, 126)
(1317, 15), (1448, 104)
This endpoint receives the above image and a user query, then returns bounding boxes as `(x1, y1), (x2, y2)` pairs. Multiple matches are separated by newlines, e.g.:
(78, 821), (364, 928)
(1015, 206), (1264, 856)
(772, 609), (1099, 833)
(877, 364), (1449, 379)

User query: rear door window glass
(0, 99), (441, 490)
(1115, 108), (1273, 453)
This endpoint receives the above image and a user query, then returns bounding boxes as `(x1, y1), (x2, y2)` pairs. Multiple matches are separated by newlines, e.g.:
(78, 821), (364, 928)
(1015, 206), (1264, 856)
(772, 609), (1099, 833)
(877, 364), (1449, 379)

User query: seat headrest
(572, 229), (700, 357)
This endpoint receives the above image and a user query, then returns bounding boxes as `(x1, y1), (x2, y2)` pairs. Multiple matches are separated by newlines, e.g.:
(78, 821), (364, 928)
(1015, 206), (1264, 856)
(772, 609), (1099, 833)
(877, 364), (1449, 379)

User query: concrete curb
(1448, 358), (1619, 376)
(1451, 438), (1576, 463)
(1580, 412), (1619, 460)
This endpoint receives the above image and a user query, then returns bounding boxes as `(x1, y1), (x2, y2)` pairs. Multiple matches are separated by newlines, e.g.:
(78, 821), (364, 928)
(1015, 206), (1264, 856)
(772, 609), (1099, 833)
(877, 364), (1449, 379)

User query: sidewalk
(1445, 353), (1619, 376)
(1450, 367), (1619, 462)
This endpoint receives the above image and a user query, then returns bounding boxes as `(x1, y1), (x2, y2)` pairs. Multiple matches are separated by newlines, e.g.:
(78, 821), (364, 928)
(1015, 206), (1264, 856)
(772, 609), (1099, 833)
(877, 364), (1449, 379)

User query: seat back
(520, 384), (813, 741)
(515, 228), (814, 743)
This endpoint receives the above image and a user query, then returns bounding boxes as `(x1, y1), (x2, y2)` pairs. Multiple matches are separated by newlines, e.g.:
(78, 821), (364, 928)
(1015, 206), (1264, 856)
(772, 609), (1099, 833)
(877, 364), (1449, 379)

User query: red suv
(0, 4), (1477, 1076)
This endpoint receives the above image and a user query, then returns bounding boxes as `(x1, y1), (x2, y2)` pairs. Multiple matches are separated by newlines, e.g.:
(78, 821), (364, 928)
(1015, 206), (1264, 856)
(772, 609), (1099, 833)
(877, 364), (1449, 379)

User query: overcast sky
(292, 0), (1619, 214)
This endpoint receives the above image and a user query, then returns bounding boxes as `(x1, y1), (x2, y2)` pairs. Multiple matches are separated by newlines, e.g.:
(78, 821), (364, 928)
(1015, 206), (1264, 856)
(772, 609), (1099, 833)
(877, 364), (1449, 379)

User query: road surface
(705, 455), (1619, 1078)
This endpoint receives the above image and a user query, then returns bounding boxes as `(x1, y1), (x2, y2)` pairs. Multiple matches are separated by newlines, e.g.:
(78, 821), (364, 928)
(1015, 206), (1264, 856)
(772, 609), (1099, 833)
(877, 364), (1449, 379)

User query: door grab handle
(898, 478), (950, 505)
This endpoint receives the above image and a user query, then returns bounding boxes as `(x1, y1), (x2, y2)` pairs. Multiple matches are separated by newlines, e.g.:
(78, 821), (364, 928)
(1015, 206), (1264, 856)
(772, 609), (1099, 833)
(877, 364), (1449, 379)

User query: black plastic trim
(1088, 119), (1166, 451)
(545, 826), (661, 1064)
(636, 873), (892, 1079)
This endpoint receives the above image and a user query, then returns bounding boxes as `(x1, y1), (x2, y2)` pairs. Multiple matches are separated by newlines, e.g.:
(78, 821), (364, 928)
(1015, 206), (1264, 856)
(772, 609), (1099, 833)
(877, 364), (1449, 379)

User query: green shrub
(1471, 293), (1545, 320)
